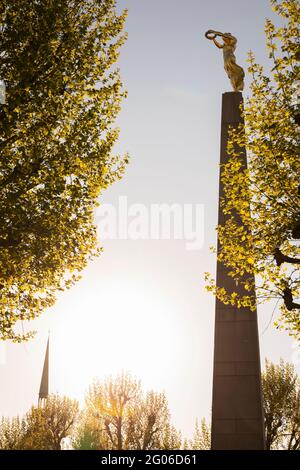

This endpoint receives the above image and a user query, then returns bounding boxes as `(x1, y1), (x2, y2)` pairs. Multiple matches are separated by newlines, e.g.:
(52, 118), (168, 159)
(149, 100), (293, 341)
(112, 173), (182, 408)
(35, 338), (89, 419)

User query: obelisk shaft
(211, 92), (265, 450)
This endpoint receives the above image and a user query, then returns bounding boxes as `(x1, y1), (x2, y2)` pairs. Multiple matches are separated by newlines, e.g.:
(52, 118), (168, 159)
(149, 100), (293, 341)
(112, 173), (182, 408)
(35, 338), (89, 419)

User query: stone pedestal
(211, 92), (265, 450)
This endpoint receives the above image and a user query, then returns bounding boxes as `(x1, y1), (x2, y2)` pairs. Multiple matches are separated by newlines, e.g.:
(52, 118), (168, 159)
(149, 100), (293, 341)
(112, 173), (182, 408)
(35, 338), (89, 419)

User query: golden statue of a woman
(205, 30), (245, 92)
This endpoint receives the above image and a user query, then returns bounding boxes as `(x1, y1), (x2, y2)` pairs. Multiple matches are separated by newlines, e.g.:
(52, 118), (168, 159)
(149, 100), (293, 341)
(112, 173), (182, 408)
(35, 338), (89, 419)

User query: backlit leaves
(206, 0), (300, 338)
(0, 0), (128, 341)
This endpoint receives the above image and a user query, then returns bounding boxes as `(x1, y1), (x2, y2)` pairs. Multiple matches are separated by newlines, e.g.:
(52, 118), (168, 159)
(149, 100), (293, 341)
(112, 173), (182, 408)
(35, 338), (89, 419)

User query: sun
(50, 280), (182, 402)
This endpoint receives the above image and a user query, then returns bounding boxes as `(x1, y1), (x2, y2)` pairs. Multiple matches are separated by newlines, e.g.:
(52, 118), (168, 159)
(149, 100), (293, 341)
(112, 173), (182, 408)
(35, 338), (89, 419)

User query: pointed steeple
(39, 335), (49, 403)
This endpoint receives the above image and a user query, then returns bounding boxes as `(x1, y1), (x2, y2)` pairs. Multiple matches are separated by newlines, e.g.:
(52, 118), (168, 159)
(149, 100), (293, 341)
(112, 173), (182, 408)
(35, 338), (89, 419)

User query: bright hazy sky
(1, 0), (299, 440)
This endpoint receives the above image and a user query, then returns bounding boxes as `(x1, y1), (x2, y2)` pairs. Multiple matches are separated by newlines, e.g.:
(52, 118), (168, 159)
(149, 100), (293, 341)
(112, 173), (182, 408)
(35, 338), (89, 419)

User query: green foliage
(262, 359), (300, 450)
(0, 0), (128, 341)
(0, 377), (181, 451)
(2, 364), (298, 450)
(206, 0), (300, 338)
(0, 394), (79, 450)
(73, 372), (181, 450)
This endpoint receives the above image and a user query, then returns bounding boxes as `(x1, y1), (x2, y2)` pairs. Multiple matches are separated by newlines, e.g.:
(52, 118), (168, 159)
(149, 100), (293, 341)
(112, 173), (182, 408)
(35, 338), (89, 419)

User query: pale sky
(1, 0), (299, 440)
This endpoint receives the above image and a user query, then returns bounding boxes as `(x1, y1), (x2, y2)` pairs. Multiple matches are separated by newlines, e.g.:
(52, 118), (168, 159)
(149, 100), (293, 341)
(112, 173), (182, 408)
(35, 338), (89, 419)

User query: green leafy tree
(74, 372), (181, 450)
(263, 359), (300, 450)
(0, 0), (128, 342)
(206, 0), (300, 338)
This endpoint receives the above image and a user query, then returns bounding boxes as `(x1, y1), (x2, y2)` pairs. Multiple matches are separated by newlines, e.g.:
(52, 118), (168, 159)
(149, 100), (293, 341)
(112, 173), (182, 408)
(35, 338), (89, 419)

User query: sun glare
(51, 281), (182, 402)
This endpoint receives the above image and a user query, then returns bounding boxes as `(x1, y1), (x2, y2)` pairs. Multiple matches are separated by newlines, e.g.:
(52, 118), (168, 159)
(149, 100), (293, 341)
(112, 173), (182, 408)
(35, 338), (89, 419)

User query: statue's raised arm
(205, 30), (245, 92)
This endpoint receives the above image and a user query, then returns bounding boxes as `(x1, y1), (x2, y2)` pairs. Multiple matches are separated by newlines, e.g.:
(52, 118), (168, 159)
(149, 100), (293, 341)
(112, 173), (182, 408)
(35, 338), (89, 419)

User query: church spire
(39, 335), (49, 405)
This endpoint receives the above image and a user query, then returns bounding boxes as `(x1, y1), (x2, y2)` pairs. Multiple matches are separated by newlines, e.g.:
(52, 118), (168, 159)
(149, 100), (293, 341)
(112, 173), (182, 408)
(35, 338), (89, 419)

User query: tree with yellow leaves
(188, 419), (210, 450)
(206, 0), (300, 338)
(0, 394), (79, 450)
(0, 1), (128, 341)
(74, 372), (181, 450)
(262, 359), (300, 450)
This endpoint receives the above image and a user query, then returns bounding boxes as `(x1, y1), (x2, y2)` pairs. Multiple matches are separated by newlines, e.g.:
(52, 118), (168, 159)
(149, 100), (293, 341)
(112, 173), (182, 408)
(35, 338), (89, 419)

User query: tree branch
(283, 287), (300, 311)
(274, 248), (300, 266)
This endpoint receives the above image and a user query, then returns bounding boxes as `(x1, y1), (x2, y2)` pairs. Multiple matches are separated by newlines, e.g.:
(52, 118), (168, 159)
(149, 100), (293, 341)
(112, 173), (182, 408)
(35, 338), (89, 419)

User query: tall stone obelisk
(211, 92), (265, 449)
(205, 30), (265, 449)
